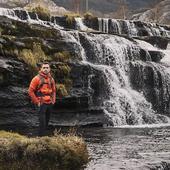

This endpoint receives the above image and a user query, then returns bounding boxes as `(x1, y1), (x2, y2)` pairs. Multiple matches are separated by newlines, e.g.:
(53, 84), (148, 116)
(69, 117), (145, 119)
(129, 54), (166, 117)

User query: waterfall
(123, 20), (138, 37)
(76, 32), (170, 125)
(75, 17), (89, 31)
(1, 7), (170, 125)
(110, 19), (122, 35)
(58, 27), (170, 125)
(0, 7), (63, 29)
(98, 18), (109, 33)
(97, 17), (170, 38)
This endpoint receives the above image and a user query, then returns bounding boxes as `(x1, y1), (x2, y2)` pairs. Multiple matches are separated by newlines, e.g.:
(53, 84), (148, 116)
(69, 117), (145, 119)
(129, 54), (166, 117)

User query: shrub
(0, 130), (89, 170)
(56, 84), (68, 97)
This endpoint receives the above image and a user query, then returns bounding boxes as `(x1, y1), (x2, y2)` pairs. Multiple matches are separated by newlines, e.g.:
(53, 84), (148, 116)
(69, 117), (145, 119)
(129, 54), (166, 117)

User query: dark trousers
(38, 103), (53, 136)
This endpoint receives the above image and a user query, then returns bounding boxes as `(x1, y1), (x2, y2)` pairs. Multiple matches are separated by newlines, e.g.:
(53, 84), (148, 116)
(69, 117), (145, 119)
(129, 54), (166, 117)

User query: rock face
(0, 8), (170, 128)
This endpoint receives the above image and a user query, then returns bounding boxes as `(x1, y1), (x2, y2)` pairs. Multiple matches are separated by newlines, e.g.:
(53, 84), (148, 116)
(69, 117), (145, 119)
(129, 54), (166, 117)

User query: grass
(53, 51), (71, 63)
(28, 5), (50, 21)
(83, 12), (96, 21)
(64, 13), (80, 26)
(0, 130), (89, 170)
(18, 42), (49, 73)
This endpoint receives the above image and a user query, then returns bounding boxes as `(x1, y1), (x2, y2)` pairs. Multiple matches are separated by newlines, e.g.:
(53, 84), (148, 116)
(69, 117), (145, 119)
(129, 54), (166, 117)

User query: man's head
(39, 62), (51, 75)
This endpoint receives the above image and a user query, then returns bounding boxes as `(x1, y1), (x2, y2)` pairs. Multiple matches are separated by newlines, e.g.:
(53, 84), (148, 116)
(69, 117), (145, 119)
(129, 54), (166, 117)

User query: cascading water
(98, 18), (109, 33)
(0, 7), (170, 126)
(75, 17), (89, 31)
(0, 7), (63, 29)
(97, 17), (170, 38)
(74, 32), (170, 125)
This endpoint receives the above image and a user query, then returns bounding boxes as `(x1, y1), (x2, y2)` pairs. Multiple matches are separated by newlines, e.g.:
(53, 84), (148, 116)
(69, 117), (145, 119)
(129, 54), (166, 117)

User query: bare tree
(86, 0), (89, 12)
(73, 0), (81, 13)
(113, 0), (129, 19)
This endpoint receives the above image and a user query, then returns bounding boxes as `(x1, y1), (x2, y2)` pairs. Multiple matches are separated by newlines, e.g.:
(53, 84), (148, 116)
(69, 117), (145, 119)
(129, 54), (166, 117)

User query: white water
(75, 17), (89, 31)
(1, 7), (170, 125)
(0, 7), (63, 29)
(73, 32), (170, 125)
(124, 20), (138, 37)
(98, 18), (109, 33)
(111, 19), (122, 34)
(135, 39), (170, 67)
(97, 17), (170, 38)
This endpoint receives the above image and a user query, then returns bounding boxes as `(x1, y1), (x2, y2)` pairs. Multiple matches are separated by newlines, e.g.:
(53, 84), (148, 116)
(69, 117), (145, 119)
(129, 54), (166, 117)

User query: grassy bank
(0, 131), (89, 170)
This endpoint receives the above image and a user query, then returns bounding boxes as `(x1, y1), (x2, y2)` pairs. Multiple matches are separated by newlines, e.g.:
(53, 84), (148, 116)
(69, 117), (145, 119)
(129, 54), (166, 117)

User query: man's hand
(37, 102), (41, 107)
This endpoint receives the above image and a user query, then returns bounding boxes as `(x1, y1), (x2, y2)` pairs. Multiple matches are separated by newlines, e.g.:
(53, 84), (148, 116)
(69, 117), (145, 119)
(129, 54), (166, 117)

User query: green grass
(0, 130), (89, 170)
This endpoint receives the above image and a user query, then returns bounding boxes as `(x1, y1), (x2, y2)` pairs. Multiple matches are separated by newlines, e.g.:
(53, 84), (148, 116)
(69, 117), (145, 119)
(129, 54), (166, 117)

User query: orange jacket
(28, 72), (56, 105)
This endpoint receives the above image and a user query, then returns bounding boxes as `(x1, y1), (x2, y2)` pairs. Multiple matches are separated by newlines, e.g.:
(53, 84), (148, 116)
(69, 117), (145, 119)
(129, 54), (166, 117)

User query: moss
(0, 130), (89, 170)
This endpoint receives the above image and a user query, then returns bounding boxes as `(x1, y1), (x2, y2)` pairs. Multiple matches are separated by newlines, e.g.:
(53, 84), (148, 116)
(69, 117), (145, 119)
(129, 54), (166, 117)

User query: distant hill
(0, 0), (169, 25)
(0, 0), (29, 8)
(0, 0), (68, 15)
(52, 0), (161, 14)
(131, 0), (170, 25)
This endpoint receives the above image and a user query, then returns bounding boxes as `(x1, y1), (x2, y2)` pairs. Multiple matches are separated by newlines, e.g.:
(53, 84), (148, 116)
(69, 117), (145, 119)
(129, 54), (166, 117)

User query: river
(83, 125), (170, 170)
(1, 124), (170, 170)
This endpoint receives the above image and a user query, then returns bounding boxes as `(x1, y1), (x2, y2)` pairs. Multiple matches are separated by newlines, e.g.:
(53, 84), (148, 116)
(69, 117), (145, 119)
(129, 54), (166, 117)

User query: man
(28, 61), (56, 136)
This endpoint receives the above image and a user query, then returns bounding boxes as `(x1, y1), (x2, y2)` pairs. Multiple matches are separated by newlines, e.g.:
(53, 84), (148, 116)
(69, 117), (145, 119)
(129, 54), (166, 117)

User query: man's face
(40, 64), (50, 75)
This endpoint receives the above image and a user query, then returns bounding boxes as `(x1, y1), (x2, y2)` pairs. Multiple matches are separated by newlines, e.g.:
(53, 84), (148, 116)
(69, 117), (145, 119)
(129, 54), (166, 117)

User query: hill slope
(131, 0), (170, 25)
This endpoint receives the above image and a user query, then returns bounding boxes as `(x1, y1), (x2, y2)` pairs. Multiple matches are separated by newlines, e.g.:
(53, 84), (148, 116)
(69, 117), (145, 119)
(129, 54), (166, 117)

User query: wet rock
(136, 36), (169, 49)
(129, 61), (170, 115)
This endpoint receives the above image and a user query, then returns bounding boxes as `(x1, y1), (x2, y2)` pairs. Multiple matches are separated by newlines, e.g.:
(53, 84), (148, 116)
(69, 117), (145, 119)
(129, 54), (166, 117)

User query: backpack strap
(36, 74), (46, 92)
(36, 74), (53, 92)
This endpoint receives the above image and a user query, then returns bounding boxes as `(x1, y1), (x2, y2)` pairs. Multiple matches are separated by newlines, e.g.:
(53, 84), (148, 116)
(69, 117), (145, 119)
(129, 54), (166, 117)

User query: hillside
(0, 0), (68, 15)
(131, 0), (170, 25)
(52, 0), (161, 16)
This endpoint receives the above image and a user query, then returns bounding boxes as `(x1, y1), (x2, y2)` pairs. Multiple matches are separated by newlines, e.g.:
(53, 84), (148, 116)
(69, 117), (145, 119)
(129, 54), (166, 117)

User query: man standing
(28, 62), (56, 136)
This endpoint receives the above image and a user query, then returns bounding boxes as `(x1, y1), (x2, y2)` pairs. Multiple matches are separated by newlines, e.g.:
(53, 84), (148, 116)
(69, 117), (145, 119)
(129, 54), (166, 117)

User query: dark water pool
(1, 124), (170, 170)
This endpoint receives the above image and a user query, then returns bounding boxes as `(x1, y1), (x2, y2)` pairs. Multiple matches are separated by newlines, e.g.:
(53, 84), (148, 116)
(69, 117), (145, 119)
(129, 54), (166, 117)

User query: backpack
(35, 74), (53, 97)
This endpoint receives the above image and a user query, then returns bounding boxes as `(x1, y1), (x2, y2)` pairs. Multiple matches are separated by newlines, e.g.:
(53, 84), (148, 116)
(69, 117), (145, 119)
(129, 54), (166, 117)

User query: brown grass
(0, 130), (89, 170)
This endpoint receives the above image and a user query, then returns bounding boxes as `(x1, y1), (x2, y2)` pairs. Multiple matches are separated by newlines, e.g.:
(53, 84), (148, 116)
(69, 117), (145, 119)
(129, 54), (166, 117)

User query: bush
(0, 130), (89, 170)
(56, 84), (68, 97)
